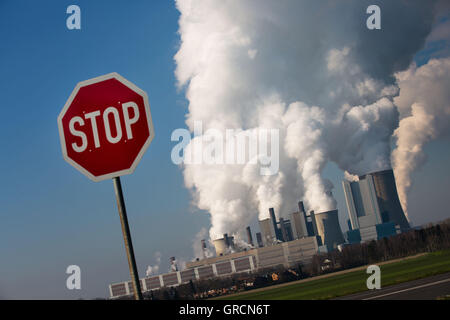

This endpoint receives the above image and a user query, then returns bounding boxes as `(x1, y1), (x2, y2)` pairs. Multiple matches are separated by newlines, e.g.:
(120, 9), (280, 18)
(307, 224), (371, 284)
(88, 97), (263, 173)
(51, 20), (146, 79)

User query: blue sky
(0, 1), (449, 299)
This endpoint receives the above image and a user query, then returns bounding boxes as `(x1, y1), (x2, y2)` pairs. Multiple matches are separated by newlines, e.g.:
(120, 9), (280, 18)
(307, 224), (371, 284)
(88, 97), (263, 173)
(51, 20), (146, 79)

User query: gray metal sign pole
(113, 177), (143, 300)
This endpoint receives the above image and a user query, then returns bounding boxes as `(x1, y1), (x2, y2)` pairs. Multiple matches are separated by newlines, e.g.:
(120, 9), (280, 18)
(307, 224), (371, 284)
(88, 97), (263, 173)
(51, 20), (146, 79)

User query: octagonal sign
(57, 73), (154, 182)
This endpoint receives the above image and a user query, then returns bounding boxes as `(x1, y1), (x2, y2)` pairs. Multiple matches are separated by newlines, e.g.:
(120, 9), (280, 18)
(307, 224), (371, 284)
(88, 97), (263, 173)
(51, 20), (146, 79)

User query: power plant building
(259, 218), (276, 246)
(108, 236), (319, 299)
(260, 208), (300, 245)
(110, 199), (344, 299)
(364, 169), (410, 231)
(109, 205), (320, 299)
(343, 169), (409, 243)
(290, 202), (309, 239)
(343, 174), (383, 230)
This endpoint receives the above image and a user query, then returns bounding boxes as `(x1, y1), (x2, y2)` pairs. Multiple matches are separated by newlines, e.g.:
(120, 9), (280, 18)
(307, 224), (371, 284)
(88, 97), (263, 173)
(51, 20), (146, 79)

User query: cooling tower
(313, 209), (345, 250)
(213, 238), (227, 256)
(360, 169), (410, 231)
(259, 218), (276, 246)
(291, 210), (308, 239)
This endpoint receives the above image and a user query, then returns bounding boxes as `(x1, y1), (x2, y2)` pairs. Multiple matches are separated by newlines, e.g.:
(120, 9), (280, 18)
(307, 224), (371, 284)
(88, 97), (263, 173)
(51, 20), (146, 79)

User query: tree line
(309, 218), (450, 275)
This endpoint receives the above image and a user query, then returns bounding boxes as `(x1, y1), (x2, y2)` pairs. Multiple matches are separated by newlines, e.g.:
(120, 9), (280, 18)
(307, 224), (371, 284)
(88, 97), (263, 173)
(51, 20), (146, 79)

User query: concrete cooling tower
(213, 234), (235, 256)
(213, 239), (227, 256)
(312, 209), (345, 250)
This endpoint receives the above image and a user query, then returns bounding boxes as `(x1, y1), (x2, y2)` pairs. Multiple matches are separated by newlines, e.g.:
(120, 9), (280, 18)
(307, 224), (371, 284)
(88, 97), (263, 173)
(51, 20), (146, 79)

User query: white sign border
(57, 72), (155, 182)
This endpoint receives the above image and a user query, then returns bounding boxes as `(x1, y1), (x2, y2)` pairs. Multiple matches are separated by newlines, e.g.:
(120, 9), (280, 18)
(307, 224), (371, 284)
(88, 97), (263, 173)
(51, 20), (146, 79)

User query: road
(335, 272), (450, 300)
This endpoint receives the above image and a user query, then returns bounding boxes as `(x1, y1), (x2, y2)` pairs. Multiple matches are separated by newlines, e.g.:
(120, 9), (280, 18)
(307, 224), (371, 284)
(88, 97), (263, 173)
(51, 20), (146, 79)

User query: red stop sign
(57, 73), (154, 182)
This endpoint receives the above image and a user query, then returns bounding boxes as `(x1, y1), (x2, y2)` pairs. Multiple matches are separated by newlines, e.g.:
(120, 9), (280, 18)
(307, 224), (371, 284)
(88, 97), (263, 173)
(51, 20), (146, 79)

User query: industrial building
(109, 197), (352, 299)
(342, 169), (409, 243)
(109, 200), (329, 299)
(109, 236), (319, 299)
(312, 209), (345, 251)
(290, 202), (309, 239)
(258, 204), (344, 252)
(189, 236), (318, 271)
(259, 205), (316, 244)
(108, 171), (410, 298)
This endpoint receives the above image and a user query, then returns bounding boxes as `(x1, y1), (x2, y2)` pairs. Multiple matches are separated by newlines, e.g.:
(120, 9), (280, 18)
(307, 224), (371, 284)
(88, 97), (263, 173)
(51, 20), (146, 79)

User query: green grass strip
(216, 250), (450, 300)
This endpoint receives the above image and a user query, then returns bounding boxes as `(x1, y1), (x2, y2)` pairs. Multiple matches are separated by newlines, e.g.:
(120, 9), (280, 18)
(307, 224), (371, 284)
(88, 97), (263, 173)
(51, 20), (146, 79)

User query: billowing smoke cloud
(174, 0), (440, 241)
(392, 58), (450, 216)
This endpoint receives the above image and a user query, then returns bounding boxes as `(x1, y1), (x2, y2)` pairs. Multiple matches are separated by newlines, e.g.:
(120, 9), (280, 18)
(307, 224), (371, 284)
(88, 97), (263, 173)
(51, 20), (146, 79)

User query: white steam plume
(192, 227), (214, 259)
(145, 251), (161, 277)
(392, 58), (450, 217)
(175, 0), (439, 241)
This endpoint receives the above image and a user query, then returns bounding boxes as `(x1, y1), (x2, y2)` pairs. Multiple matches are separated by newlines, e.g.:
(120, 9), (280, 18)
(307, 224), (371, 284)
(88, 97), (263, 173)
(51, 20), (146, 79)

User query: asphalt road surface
(335, 272), (450, 300)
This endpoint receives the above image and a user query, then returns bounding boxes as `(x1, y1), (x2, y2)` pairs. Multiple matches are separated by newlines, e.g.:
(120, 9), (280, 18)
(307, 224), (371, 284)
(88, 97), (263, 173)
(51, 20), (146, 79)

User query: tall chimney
(201, 239), (207, 259)
(298, 201), (305, 213)
(170, 257), (178, 272)
(223, 233), (229, 247)
(269, 208), (279, 240)
(246, 226), (254, 246)
(310, 210), (318, 236)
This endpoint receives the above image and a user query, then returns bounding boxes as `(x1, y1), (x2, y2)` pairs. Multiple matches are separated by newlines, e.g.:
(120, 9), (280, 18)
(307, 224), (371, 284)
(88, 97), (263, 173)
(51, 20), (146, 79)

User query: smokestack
(298, 201), (305, 213)
(246, 226), (254, 246)
(201, 239), (207, 259)
(223, 233), (230, 247)
(170, 257), (178, 272)
(228, 236), (235, 250)
(310, 210), (318, 236)
(269, 208), (279, 240)
(269, 208), (276, 224)
(305, 210), (315, 236)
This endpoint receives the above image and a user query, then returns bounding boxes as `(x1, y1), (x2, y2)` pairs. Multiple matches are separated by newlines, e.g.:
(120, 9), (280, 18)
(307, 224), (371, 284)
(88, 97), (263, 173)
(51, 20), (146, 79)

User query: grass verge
(215, 250), (450, 300)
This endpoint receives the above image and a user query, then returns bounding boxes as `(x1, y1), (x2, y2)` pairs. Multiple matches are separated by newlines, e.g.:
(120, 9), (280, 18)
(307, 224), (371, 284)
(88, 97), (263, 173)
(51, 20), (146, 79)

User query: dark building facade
(359, 169), (410, 231)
